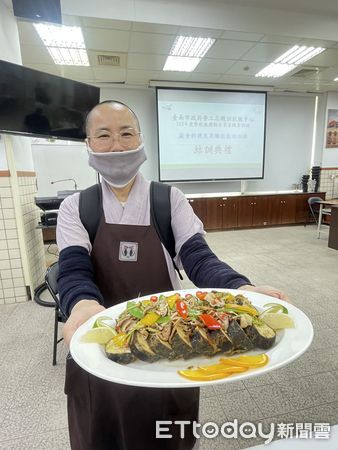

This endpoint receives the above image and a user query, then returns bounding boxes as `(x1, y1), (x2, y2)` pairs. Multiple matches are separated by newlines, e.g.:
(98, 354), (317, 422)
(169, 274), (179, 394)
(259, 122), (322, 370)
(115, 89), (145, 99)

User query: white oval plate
(70, 289), (313, 388)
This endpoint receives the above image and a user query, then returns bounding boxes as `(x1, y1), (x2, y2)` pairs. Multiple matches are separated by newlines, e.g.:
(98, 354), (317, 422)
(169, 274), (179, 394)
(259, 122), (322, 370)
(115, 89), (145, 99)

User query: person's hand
(63, 299), (106, 347)
(238, 284), (291, 303)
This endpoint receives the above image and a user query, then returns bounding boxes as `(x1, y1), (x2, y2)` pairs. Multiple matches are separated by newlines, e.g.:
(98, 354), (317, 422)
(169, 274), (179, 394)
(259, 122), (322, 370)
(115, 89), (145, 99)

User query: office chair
(308, 197), (331, 227)
(45, 262), (67, 366)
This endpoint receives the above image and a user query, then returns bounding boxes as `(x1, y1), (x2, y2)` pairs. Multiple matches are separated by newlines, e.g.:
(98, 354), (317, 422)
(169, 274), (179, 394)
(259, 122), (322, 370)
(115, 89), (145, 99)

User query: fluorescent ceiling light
(163, 56), (200, 72)
(163, 35), (215, 72)
(275, 45), (325, 64)
(47, 48), (89, 66)
(170, 36), (215, 58)
(256, 63), (297, 78)
(256, 45), (326, 78)
(33, 23), (89, 66)
(334, 77), (338, 81)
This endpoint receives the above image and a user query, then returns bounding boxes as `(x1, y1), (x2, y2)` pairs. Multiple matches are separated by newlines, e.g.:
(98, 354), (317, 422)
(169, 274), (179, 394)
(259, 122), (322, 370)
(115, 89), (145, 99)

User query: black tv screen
(0, 59), (100, 141)
(12, 0), (62, 24)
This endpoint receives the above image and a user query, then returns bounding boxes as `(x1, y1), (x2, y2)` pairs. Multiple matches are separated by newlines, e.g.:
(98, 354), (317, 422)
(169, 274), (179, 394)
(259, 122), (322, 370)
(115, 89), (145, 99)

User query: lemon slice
(92, 316), (115, 329)
(260, 312), (295, 330)
(263, 303), (288, 314)
(81, 327), (115, 344)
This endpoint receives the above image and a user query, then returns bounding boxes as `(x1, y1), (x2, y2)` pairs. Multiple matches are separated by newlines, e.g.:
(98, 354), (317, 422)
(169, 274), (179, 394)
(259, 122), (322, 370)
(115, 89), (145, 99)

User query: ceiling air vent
(97, 54), (121, 66)
(291, 68), (319, 78)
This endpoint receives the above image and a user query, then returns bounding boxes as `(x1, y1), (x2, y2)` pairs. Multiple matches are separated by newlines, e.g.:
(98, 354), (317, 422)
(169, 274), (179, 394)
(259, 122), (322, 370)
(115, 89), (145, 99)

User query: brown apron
(65, 217), (200, 450)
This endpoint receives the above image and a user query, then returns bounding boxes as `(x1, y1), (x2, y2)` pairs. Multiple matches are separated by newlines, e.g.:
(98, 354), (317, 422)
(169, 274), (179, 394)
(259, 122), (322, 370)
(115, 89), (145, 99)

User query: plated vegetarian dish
(82, 291), (294, 372)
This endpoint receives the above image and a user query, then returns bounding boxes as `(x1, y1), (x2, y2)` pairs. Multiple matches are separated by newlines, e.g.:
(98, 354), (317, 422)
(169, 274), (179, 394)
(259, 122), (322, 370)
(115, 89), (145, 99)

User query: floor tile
(247, 384), (295, 417)
(220, 390), (263, 422)
(1, 226), (338, 448)
(0, 428), (70, 450)
(199, 396), (227, 424)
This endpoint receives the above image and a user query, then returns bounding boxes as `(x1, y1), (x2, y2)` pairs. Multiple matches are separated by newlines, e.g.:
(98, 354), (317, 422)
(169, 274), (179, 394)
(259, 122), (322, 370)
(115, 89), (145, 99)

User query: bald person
(57, 100), (289, 450)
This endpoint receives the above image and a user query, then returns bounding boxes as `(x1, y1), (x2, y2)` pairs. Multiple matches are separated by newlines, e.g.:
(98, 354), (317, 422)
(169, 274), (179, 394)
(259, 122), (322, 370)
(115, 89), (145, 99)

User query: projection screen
(156, 88), (267, 182)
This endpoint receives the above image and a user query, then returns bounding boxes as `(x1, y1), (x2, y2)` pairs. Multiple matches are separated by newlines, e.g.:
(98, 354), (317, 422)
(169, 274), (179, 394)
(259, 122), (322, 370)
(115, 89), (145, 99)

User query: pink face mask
(87, 144), (147, 188)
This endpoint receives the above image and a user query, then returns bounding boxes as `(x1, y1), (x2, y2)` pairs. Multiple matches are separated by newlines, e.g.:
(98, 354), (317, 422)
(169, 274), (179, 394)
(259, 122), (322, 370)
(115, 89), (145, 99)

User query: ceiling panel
(83, 28), (130, 52)
(155, 71), (191, 82)
(127, 53), (166, 70)
(298, 38), (336, 48)
(207, 39), (255, 60)
(61, 15), (82, 26)
(177, 26), (223, 39)
(132, 22), (178, 34)
(195, 58), (235, 74)
(81, 17), (132, 30)
(304, 67), (338, 81)
(126, 69), (161, 84)
(24, 63), (62, 77)
(129, 32), (175, 54)
(217, 73), (262, 85)
(242, 42), (292, 62)
(20, 45), (53, 65)
(185, 72), (222, 83)
(92, 67), (127, 82)
(220, 30), (264, 42)
(17, 22), (43, 46)
(225, 60), (267, 76)
(230, 0), (338, 16)
(61, 66), (95, 81)
(305, 49), (338, 68)
(260, 34), (301, 45)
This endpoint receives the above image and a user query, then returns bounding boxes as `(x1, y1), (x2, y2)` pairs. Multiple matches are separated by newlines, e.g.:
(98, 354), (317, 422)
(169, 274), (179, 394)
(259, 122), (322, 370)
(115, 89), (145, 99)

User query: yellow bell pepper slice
(166, 293), (180, 309)
(224, 303), (259, 316)
(111, 332), (129, 347)
(141, 300), (153, 307)
(223, 293), (236, 303)
(220, 354), (269, 368)
(138, 312), (160, 327)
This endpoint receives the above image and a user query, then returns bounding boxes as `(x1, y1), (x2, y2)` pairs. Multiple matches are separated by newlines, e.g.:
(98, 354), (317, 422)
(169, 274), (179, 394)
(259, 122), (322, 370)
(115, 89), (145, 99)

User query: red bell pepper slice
(199, 314), (221, 330)
(176, 299), (188, 319)
(196, 291), (207, 300)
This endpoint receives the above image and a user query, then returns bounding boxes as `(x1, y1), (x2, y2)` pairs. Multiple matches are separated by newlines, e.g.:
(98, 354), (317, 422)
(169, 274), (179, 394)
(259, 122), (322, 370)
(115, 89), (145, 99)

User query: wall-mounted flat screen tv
(0, 59), (100, 141)
(156, 87), (267, 182)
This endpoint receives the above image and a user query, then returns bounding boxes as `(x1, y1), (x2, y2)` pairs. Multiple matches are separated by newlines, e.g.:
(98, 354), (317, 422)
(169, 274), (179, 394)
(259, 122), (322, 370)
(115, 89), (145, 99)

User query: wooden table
(328, 206), (338, 250)
(317, 199), (338, 238)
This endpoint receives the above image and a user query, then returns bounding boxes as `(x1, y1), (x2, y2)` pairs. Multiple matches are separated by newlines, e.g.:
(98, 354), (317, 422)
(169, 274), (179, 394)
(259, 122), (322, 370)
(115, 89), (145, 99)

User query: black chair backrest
(308, 196), (322, 205)
(45, 262), (59, 302)
(308, 196), (322, 213)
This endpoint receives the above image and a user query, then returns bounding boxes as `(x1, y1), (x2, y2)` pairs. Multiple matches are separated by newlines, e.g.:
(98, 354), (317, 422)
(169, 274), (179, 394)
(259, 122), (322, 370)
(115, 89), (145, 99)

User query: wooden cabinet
(187, 192), (326, 231)
(206, 197), (239, 230)
(189, 197), (238, 230)
(268, 195), (296, 224)
(205, 198), (223, 229)
(237, 197), (254, 227)
(222, 197), (238, 228)
(281, 196), (297, 223)
(237, 196), (269, 227)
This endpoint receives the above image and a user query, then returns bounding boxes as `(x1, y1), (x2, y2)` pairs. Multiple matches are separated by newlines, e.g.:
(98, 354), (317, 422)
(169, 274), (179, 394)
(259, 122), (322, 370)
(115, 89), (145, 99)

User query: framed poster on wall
(326, 109), (338, 148)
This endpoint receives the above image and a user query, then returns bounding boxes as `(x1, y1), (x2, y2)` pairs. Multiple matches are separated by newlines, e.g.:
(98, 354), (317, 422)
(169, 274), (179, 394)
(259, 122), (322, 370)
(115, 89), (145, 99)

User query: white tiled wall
(319, 168), (338, 199)
(0, 174), (45, 304)
(18, 176), (45, 296)
(0, 176), (23, 304)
